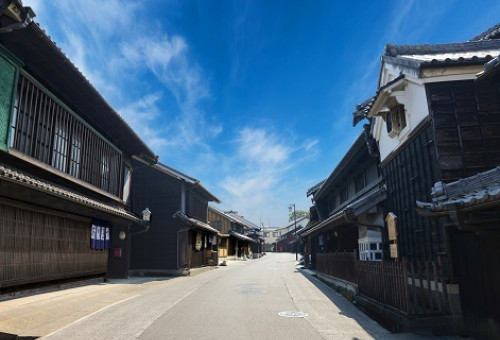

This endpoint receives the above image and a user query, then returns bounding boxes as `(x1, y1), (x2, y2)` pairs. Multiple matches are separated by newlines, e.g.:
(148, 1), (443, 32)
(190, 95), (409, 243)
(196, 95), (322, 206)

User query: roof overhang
(0, 21), (157, 163)
(416, 167), (500, 231)
(173, 211), (219, 235)
(154, 163), (220, 203)
(230, 230), (256, 243)
(347, 186), (387, 217)
(0, 162), (146, 226)
(476, 55), (500, 82)
(303, 186), (386, 238)
(367, 75), (407, 118)
(313, 133), (366, 201)
(301, 209), (347, 237)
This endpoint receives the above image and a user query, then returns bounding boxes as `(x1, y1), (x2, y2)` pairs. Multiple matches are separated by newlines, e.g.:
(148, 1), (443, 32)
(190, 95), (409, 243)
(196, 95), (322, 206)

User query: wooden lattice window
(11, 73), (123, 197)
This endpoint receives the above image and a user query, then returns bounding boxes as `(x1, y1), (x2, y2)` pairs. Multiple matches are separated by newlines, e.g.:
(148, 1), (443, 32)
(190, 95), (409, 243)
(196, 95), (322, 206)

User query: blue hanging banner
(90, 221), (110, 250)
(91, 224), (97, 249)
(105, 227), (111, 249)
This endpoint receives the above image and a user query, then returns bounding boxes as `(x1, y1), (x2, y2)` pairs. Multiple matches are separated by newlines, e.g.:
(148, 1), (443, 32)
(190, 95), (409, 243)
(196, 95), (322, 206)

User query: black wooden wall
(381, 80), (500, 264)
(130, 161), (182, 271)
(381, 123), (447, 262)
(427, 80), (500, 182)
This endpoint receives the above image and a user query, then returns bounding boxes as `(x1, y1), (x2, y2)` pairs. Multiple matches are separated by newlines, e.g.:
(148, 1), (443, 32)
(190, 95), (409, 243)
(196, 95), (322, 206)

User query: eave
(367, 74), (407, 118)
(0, 21), (157, 163)
(313, 133), (367, 201)
(230, 230), (256, 243)
(303, 186), (386, 237)
(416, 167), (500, 231)
(173, 211), (219, 235)
(0, 162), (146, 225)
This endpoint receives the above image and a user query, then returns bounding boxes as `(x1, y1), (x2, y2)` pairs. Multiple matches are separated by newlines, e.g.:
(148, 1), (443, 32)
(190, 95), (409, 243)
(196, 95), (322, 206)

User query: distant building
(130, 162), (220, 275)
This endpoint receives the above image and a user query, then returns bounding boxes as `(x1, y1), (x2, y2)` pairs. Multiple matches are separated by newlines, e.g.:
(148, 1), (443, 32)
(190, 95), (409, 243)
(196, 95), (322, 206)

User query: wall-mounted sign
(386, 213), (398, 259)
(390, 244), (398, 259)
(386, 212), (398, 241)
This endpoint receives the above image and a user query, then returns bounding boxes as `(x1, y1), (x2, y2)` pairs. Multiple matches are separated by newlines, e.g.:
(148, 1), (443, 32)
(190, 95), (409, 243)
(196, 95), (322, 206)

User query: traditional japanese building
(130, 162), (220, 275)
(207, 206), (259, 260)
(301, 133), (385, 267)
(0, 1), (157, 289)
(354, 22), (500, 338)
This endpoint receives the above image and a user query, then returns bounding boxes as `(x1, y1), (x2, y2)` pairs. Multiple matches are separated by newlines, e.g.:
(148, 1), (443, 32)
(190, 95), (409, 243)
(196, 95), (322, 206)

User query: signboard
(386, 212), (398, 259)
(390, 244), (398, 259)
(386, 212), (398, 241)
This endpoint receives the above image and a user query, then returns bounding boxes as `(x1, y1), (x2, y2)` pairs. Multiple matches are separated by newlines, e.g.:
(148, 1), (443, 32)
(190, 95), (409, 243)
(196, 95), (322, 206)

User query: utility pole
(289, 204), (298, 261)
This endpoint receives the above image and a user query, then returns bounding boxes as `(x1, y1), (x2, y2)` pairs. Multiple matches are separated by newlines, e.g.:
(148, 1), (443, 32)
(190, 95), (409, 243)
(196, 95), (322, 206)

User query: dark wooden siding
(130, 162), (182, 271)
(207, 209), (231, 234)
(0, 202), (106, 288)
(450, 229), (500, 339)
(381, 123), (446, 262)
(188, 192), (207, 222)
(427, 80), (500, 182)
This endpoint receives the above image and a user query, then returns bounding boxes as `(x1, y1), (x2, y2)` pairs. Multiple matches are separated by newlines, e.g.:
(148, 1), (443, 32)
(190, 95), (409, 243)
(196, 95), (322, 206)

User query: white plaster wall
(373, 62), (482, 163)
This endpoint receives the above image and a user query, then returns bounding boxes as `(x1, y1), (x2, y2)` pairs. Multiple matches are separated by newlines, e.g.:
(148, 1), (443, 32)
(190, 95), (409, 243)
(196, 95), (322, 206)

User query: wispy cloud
(22, 0), (324, 227)
(237, 128), (290, 166)
(217, 126), (316, 224)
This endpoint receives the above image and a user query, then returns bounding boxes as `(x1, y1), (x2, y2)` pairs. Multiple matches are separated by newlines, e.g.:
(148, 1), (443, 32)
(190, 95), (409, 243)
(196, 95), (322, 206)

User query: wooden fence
(357, 260), (409, 313)
(315, 252), (449, 316)
(316, 252), (357, 284)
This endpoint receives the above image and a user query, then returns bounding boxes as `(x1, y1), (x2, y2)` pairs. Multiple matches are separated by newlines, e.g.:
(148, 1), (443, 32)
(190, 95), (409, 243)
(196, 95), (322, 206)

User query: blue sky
(23, 0), (500, 227)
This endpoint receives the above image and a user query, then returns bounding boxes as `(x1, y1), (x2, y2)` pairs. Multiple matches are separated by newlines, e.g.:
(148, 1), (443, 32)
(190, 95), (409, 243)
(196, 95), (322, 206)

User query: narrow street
(0, 253), (466, 340)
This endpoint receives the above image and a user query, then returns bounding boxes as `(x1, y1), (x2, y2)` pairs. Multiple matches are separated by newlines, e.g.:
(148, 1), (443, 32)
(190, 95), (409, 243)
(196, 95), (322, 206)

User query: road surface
(0, 253), (467, 339)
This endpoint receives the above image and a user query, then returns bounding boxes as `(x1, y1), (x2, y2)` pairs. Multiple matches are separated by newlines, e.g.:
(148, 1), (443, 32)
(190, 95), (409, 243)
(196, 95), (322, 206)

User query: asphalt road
(38, 253), (388, 340)
(1, 253), (469, 340)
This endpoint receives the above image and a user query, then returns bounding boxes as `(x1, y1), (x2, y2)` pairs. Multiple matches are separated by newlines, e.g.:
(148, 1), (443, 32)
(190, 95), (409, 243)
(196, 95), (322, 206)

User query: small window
(386, 104), (406, 137)
(339, 186), (348, 203)
(355, 172), (365, 193)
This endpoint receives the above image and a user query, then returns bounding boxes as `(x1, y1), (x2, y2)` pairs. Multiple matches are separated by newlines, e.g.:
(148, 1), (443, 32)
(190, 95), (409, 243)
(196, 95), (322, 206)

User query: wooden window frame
(10, 72), (123, 197)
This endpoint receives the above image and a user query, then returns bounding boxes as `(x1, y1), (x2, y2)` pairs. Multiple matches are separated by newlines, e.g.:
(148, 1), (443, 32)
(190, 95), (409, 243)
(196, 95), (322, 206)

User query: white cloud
(237, 128), (290, 165)
(21, 0), (318, 227)
(215, 126), (316, 226)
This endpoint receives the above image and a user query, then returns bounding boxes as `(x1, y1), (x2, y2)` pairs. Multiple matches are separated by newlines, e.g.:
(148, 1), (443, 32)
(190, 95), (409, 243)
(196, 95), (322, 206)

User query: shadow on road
(295, 262), (392, 339)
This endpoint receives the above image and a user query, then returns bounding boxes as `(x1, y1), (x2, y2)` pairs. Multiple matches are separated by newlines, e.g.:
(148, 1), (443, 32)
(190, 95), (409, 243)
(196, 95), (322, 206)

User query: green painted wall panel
(0, 55), (16, 151)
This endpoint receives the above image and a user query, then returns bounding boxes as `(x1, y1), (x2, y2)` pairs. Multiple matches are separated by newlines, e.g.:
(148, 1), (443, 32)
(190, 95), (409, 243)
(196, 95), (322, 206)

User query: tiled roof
(230, 230), (256, 243)
(306, 179), (326, 197)
(173, 211), (219, 234)
(155, 163), (220, 203)
(347, 186), (386, 216)
(416, 167), (500, 215)
(313, 133), (367, 201)
(352, 74), (405, 126)
(277, 216), (309, 230)
(302, 186), (385, 237)
(382, 40), (500, 71)
(385, 40), (500, 57)
(301, 209), (345, 237)
(0, 163), (143, 223)
(352, 97), (375, 126)
(470, 23), (500, 41)
(476, 55), (500, 82)
(226, 212), (259, 229)
(0, 19), (157, 162)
